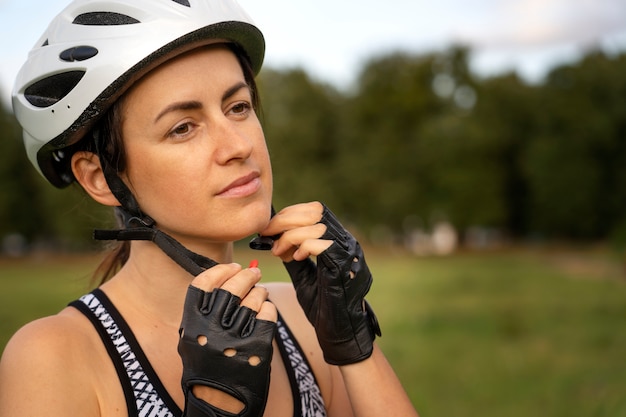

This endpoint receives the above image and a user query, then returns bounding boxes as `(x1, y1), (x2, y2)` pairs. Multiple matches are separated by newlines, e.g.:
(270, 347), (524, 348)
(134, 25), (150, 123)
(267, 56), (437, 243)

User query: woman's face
(119, 45), (272, 247)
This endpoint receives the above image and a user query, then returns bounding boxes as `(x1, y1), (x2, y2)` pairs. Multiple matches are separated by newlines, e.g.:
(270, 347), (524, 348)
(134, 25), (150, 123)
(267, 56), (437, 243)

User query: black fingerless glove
(283, 204), (382, 366)
(178, 287), (276, 417)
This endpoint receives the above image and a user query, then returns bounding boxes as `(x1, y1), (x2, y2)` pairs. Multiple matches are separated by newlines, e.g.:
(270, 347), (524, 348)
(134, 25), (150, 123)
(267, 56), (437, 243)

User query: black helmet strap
(93, 210), (218, 276)
(92, 130), (217, 277)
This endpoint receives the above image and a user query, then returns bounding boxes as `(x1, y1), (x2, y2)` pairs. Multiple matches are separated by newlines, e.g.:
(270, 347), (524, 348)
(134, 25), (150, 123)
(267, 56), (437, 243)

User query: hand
(261, 202), (381, 366)
(178, 263), (277, 417)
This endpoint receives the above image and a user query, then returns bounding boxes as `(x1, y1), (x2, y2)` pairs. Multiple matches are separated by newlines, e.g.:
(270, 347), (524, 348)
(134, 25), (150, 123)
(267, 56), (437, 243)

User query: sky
(1, 0), (626, 107)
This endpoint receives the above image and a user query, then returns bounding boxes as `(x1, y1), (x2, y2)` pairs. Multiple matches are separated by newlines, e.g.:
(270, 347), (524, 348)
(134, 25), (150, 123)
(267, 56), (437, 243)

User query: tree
(468, 73), (537, 237)
(524, 50), (626, 238)
(338, 51), (446, 232)
(0, 102), (49, 242)
(258, 68), (345, 211)
(0, 100), (112, 252)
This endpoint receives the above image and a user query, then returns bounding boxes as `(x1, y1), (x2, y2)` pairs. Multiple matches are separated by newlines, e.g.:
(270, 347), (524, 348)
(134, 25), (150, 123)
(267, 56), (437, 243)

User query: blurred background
(1, 1), (626, 416)
(2, 0), (626, 251)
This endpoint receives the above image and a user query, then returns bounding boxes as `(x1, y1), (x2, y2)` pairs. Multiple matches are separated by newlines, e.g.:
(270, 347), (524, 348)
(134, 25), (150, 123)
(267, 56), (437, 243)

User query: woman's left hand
(259, 202), (381, 366)
(259, 202), (331, 262)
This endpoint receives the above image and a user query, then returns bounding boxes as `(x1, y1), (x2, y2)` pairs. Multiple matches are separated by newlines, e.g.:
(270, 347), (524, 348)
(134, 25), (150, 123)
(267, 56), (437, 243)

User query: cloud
(2, 0), (626, 102)
(456, 0), (626, 50)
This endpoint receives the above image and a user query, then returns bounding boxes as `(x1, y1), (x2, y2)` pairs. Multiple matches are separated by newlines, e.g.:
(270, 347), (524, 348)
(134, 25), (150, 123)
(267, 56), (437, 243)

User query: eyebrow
(154, 100), (203, 123)
(153, 82), (250, 123)
(222, 81), (250, 102)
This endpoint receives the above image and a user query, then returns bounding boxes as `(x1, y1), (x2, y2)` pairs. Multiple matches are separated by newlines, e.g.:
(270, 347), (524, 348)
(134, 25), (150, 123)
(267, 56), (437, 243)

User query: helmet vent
(73, 12), (140, 26)
(172, 0), (191, 6)
(60, 46), (99, 62)
(24, 71), (86, 108)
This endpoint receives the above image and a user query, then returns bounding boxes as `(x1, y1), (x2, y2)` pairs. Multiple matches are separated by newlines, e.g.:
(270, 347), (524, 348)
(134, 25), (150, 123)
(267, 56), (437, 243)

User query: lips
(217, 172), (261, 197)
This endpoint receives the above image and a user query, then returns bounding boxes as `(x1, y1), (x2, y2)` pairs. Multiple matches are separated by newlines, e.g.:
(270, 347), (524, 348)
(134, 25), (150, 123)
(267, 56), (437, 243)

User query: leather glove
(178, 287), (276, 417)
(283, 204), (382, 366)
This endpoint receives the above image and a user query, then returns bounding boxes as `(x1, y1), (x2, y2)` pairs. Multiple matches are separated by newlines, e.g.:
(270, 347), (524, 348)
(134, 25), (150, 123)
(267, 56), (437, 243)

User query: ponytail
(92, 240), (130, 286)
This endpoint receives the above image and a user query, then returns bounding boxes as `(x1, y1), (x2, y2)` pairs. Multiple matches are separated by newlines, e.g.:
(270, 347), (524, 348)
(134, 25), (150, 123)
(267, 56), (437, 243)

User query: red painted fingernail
(249, 259), (259, 268)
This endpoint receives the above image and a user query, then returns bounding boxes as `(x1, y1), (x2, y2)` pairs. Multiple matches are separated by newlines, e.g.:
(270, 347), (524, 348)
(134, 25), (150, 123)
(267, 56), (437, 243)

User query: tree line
(1, 46), (625, 253)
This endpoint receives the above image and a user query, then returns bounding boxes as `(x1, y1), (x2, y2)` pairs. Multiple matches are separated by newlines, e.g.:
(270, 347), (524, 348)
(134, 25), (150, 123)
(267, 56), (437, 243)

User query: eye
(167, 121), (195, 139)
(174, 123), (190, 135)
(229, 101), (252, 117)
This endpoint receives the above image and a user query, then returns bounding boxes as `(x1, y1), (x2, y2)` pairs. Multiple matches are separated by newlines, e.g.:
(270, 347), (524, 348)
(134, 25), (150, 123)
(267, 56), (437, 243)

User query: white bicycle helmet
(12, 0), (264, 188)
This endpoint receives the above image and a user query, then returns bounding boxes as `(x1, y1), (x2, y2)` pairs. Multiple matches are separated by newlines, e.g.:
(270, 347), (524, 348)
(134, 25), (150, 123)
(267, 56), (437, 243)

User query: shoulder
(265, 282), (325, 361)
(0, 306), (105, 416)
(264, 282), (300, 317)
(0, 308), (95, 371)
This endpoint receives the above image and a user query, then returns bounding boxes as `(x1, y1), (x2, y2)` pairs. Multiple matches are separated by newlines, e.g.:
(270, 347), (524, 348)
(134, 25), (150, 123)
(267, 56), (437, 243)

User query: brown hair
(87, 43), (261, 286)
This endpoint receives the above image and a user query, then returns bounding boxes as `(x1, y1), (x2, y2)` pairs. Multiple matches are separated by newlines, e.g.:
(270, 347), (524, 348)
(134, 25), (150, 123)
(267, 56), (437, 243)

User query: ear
(71, 151), (121, 207)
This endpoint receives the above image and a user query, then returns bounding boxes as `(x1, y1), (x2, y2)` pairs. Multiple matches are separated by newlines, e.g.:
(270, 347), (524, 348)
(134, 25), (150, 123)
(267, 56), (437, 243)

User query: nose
(212, 115), (254, 165)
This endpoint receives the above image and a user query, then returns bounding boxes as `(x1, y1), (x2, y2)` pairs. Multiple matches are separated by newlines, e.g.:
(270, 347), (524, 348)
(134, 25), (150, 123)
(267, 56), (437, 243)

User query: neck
(100, 239), (233, 327)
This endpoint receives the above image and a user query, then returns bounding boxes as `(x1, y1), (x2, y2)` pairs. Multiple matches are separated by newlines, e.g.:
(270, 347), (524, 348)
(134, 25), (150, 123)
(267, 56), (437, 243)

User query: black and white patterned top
(70, 288), (327, 417)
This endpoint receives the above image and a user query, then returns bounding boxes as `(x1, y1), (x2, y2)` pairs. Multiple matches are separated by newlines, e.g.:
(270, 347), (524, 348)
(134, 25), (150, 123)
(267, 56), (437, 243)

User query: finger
(273, 246), (297, 263)
(271, 223), (327, 257)
(260, 202), (324, 237)
(191, 263), (242, 292)
(293, 239), (334, 261)
(239, 285), (269, 312)
(256, 301), (278, 323)
(220, 267), (262, 299)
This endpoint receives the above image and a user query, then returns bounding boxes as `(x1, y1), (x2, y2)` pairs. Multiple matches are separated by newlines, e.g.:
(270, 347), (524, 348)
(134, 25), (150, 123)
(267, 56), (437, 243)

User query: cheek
(255, 131), (272, 170)
(124, 146), (200, 211)
(263, 154), (273, 191)
(256, 142), (273, 191)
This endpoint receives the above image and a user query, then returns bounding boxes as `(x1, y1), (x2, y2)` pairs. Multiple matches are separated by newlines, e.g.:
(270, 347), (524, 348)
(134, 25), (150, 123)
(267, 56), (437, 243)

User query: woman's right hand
(190, 263), (277, 323)
(178, 263), (277, 417)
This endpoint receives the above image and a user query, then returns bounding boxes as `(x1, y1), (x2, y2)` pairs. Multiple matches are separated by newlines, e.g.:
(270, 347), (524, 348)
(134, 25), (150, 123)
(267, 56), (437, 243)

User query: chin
(216, 199), (272, 239)
(245, 200), (273, 232)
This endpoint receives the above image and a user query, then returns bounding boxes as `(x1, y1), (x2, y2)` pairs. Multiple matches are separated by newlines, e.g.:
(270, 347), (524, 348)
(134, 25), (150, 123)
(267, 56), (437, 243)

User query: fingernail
(249, 259), (259, 269)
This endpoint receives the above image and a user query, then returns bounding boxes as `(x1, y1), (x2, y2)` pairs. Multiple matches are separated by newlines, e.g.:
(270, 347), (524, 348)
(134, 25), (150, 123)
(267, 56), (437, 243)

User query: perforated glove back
(283, 204), (381, 366)
(178, 287), (276, 417)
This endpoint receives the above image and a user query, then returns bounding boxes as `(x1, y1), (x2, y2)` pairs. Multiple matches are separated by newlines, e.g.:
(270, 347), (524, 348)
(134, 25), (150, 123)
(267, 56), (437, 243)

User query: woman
(0, 1), (418, 416)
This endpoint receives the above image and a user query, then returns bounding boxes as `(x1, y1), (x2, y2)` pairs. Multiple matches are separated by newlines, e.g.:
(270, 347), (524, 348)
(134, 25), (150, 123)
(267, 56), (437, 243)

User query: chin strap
(92, 129), (217, 277)
(94, 208), (217, 277)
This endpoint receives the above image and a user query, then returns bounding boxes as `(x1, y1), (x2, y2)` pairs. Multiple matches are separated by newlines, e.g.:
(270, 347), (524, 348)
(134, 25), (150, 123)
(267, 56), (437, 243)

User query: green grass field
(1, 245), (625, 416)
